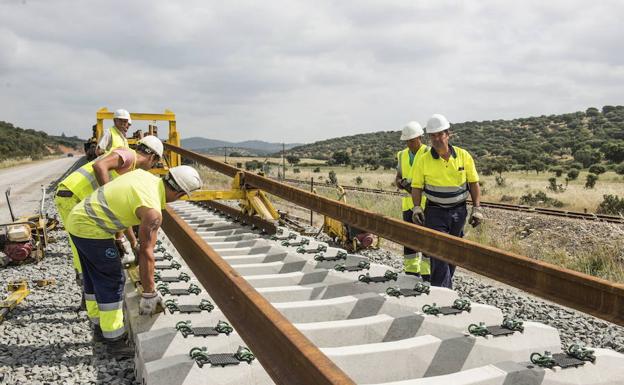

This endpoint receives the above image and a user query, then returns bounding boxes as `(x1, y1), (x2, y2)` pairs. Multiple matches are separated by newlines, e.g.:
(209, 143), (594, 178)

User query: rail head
(164, 143), (624, 326)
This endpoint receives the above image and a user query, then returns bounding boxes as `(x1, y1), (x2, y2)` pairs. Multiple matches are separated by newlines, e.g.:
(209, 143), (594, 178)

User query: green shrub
(585, 173), (598, 189)
(495, 175), (506, 187)
(355, 176), (363, 185)
(615, 162), (624, 175)
(567, 169), (580, 180)
(596, 195), (624, 216)
(328, 170), (338, 185)
(550, 167), (563, 177)
(588, 164), (606, 175)
(569, 162), (583, 170)
(293, 168), (300, 173)
(520, 191), (564, 208)
(313, 167), (321, 173)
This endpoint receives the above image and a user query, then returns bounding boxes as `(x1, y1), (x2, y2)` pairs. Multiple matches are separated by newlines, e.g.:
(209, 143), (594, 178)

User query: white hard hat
(400, 121), (424, 141)
(425, 114), (450, 134)
(113, 109), (131, 120)
(167, 165), (202, 196)
(137, 136), (164, 158)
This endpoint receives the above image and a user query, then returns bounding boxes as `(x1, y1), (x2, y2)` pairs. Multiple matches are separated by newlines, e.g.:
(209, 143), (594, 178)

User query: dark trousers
(424, 204), (467, 288)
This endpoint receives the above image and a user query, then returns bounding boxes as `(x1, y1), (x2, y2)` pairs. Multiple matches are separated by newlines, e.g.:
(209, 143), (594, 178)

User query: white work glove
(139, 292), (163, 315)
(411, 207), (425, 226)
(469, 206), (484, 227)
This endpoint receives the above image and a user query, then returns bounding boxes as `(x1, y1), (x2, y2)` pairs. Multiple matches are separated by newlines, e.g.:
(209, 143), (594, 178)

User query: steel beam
(164, 143), (624, 326)
(162, 206), (355, 385)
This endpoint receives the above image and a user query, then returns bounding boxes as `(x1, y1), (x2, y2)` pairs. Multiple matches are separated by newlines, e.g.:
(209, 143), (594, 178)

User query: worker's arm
(468, 182), (481, 207)
(411, 187), (423, 208)
(136, 207), (162, 294)
(395, 170), (402, 189)
(92, 152), (123, 186)
(124, 228), (138, 251)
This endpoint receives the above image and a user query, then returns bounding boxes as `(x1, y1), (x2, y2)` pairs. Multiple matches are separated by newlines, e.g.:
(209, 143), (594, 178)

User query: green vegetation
(597, 195), (624, 216)
(285, 105), (624, 173)
(0, 120), (82, 161)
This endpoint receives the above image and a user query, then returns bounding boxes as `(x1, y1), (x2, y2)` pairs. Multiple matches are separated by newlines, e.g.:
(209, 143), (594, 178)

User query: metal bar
(162, 206), (355, 385)
(164, 143), (624, 326)
(198, 201), (278, 235)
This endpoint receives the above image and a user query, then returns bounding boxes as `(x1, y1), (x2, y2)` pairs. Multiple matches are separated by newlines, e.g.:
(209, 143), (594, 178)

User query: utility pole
(282, 143), (286, 180)
(224, 146), (227, 163)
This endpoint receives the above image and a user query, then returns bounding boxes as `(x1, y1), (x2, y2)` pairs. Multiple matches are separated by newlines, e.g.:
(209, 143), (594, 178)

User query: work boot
(91, 325), (106, 343)
(104, 336), (135, 359)
(79, 291), (86, 311)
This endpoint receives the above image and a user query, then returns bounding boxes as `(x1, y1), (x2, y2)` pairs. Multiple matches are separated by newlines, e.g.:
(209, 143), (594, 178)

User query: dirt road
(0, 157), (78, 223)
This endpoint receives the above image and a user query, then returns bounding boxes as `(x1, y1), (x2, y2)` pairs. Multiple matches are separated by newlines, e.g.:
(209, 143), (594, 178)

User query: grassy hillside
(285, 106), (624, 172)
(0, 121), (83, 161)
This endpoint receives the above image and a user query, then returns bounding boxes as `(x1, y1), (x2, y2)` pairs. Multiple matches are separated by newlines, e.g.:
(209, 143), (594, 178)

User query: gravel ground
(0, 189), (136, 385)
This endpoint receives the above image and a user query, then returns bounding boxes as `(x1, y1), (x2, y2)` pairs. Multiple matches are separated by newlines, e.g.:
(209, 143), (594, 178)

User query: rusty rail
(162, 206), (355, 385)
(168, 143), (624, 326)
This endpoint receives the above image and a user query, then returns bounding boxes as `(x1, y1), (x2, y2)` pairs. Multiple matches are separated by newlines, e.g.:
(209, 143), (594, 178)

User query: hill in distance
(284, 106), (624, 172)
(0, 121), (83, 161)
(181, 137), (303, 156)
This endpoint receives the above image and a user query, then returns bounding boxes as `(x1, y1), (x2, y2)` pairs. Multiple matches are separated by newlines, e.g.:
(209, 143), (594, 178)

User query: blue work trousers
(424, 204), (467, 288)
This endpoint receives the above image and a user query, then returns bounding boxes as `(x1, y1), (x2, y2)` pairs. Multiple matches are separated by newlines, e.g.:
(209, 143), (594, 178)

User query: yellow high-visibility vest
(67, 169), (165, 239)
(58, 149), (136, 201)
(397, 146), (428, 211)
(412, 144), (479, 208)
(107, 126), (128, 151)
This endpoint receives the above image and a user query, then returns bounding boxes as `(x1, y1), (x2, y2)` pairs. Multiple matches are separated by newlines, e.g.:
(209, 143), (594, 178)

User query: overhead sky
(1, 1), (622, 143)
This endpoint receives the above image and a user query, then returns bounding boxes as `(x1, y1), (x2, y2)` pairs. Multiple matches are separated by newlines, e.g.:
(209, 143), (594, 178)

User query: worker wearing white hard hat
(96, 108), (131, 156)
(395, 121), (430, 278)
(66, 165), (202, 357)
(55, 135), (164, 308)
(410, 114), (482, 289)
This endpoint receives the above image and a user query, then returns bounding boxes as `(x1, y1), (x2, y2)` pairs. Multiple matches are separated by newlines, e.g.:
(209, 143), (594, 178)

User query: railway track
(278, 178), (624, 224)
(114, 145), (624, 384)
(125, 200), (624, 385)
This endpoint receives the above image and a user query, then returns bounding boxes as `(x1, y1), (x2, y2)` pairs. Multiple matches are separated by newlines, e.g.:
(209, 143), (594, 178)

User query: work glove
(114, 238), (127, 256)
(411, 207), (425, 226)
(139, 292), (164, 315)
(469, 206), (484, 227)
(398, 178), (412, 193)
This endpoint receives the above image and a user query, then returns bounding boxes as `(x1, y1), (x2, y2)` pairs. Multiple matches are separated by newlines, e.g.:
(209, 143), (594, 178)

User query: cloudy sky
(0, 1), (622, 143)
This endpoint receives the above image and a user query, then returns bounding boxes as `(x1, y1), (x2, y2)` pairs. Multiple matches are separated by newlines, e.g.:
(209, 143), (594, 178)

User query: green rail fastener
(502, 318), (524, 332)
(453, 298), (471, 311)
(234, 346), (255, 364)
(468, 322), (490, 337)
(530, 351), (556, 368)
(385, 287), (402, 297)
(422, 303), (441, 316)
(414, 282), (431, 295)
(567, 344), (596, 363)
(177, 320), (194, 338)
(215, 320), (234, 336)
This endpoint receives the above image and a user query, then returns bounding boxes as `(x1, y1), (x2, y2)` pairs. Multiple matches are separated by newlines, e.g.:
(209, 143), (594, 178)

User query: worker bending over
(66, 165), (202, 357)
(96, 108), (131, 155)
(55, 136), (163, 301)
(410, 114), (483, 288)
(395, 121), (430, 278)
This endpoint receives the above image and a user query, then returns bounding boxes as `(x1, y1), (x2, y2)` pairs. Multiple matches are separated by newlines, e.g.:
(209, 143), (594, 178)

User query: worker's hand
(411, 207), (425, 226)
(469, 206), (484, 227)
(114, 239), (127, 256)
(139, 292), (163, 315)
(398, 178), (412, 193)
(131, 242), (140, 256)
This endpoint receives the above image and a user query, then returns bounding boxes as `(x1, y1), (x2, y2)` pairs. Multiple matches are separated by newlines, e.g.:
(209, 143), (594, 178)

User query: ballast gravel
(0, 191), (136, 385)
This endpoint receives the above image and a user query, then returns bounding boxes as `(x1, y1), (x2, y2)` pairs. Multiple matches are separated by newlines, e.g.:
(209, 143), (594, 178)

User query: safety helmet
(399, 121), (424, 141)
(425, 114), (450, 134)
(113, 109), (131, 120)
(167, 166), (202, 196)
(137, 136), (163, 158)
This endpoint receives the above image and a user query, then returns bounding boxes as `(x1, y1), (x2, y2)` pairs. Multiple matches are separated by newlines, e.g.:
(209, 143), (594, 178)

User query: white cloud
(0, 0), (622, 142)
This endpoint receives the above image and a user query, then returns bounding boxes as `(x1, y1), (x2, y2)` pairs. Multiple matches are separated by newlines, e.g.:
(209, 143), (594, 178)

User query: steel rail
(162, 206), (355, 385)
(167, 143), (624, 326)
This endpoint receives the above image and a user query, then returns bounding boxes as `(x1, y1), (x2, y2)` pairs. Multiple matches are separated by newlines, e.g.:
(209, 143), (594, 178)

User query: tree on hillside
(602, 142), (624, 163)
(286, 155), (300, 166)
(573, 147), (602, 168)
(530, 160), (546, 175)
(332, 151), (350, 165)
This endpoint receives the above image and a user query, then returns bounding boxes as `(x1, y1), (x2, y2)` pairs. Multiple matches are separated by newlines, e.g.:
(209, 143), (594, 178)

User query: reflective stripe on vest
(424, 183), (469, 207)
(397, 146), (427, 212)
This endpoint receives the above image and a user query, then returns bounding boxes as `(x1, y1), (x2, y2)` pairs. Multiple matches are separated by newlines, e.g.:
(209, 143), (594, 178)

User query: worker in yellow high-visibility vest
(395, 121), (429, 278)
(54, 136), (163, 304)
(96, 109), (131, 155)
(66, 165), (202, 357)
(411, 114), (483, 288)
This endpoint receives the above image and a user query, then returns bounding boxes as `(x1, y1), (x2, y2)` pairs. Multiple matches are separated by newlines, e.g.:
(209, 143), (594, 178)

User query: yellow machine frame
(95, 108), (181, 173)
(0, 281), (30, 323)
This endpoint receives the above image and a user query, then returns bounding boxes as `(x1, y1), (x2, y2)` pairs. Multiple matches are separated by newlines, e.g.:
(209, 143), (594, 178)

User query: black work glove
(398, 178), (412, 193)
(114, 239), (128, 256)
